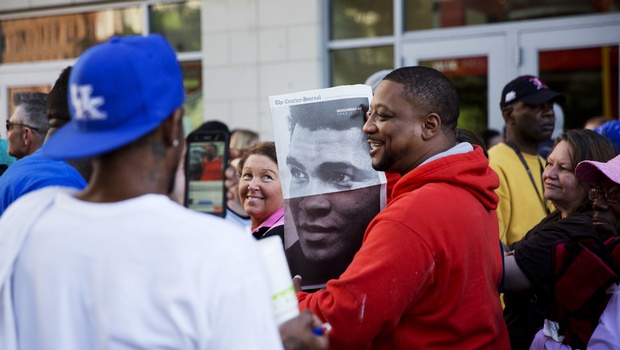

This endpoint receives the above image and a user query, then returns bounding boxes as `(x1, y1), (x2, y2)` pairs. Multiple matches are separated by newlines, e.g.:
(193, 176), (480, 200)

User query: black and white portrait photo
(270, 85), (386, 290)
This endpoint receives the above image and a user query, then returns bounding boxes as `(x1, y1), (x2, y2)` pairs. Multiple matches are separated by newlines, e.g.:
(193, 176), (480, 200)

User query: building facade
(1, 0), (619, 140)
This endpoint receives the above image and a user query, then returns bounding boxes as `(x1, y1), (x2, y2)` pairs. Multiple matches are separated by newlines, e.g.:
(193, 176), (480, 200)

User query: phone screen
(185, 132), (228, 217)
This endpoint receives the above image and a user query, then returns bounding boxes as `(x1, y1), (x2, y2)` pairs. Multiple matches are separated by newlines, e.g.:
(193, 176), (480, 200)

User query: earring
(173, 139), (179, 147)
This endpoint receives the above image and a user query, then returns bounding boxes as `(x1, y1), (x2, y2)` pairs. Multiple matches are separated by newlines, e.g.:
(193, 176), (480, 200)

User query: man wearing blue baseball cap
(0, 35), (327, 350)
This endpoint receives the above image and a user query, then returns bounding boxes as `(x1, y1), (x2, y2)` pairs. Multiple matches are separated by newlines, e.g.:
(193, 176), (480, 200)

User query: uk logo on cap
(70, 84), (107, 120)
(42, 34), (185, 160)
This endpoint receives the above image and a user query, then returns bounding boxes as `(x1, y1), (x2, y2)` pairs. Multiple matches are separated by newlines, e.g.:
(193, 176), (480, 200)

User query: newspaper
(270, 85), (386, 290)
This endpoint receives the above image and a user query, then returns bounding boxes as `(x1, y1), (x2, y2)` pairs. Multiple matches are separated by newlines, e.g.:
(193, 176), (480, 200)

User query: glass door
(402, 35), (509, 136)
(520, 24), (620, 130)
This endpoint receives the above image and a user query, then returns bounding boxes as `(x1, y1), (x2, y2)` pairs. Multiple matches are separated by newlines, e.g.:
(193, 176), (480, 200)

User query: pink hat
(575, 154), (620, 185)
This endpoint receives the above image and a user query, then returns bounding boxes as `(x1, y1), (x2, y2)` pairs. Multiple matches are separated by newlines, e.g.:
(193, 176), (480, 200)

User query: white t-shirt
(6, 187), (283, 350)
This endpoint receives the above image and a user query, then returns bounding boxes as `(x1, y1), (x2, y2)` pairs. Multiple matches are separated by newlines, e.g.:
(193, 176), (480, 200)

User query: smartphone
(184, 131), (229, 217)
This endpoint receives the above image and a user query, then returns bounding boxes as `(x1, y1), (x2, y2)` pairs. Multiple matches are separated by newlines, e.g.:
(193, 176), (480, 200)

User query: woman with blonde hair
(503, 129), (617, 349)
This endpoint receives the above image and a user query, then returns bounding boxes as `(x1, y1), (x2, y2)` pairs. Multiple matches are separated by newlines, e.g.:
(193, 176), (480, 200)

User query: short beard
(373, 149), (399, 172)
(372, 145), (410, 173)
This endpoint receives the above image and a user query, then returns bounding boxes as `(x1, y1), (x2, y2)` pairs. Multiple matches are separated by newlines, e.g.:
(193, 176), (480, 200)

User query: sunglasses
(6, 120), (40, 132)
(588, 186), (620, 204)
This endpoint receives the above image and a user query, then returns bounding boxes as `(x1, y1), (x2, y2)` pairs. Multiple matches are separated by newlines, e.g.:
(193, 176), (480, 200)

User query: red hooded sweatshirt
(297, 146), (510, 349)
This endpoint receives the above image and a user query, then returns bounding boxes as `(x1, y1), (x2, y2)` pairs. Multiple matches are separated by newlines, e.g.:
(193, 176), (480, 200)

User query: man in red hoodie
(295, 66), (509, 349)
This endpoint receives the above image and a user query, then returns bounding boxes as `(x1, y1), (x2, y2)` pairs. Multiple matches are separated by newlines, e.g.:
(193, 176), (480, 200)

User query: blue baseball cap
(42, 34), (185, 159)
(594, 120), (620, 153)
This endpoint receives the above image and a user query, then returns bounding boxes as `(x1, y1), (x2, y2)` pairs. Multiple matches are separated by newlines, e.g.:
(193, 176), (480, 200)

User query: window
(1, 7), (142, 63)
(149, 0), (201, 52)
(330, 46), (393, 86)
(1, 1), (205, 126)
(330, 0), (393, 40)
(539, 46), (619, 129)
(404, 0), (619, 31)
(180, 60), (204, 134)
(421, 57), (489, 135)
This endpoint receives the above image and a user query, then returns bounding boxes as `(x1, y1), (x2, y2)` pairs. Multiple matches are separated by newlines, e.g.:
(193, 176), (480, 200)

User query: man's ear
(502, 107), (514, 125)
(162, 108), (184, 147)
(421, 113), (441, 140)
(22, 127), (32, 146)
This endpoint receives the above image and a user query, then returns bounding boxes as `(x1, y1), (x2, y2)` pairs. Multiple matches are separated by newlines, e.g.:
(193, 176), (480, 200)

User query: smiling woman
(502, 129), (617, 349)
(237, 142), (285, 243)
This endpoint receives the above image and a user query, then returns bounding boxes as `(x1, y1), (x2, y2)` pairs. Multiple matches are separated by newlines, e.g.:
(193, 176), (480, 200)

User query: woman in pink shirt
(237, 142), (285, 244)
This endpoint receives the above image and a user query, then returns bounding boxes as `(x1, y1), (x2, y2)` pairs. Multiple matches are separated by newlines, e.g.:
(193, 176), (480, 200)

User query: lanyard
(504, 140), (550, 215)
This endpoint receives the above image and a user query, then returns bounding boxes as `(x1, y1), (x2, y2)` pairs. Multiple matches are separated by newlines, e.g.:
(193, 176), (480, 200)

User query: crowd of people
(0, 33), (619, 349)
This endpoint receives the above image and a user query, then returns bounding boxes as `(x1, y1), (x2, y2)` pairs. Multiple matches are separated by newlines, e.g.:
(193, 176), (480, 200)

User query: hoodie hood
(392, 146), (499, 210)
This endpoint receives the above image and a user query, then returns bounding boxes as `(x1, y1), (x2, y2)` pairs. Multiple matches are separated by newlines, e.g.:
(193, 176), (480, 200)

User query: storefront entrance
(402, 13), (620, 135)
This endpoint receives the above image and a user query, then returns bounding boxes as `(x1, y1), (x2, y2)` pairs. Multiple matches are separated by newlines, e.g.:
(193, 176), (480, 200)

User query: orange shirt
(200, 158), (223, 181)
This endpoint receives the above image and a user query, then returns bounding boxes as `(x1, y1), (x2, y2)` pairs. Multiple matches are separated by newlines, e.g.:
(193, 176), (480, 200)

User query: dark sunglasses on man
(5, 120), (40, 133)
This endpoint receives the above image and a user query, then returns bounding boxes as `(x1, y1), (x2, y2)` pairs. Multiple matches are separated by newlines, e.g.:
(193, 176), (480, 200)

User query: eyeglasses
(588, 187), (620, 204)
(6, 120), (40, 132)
